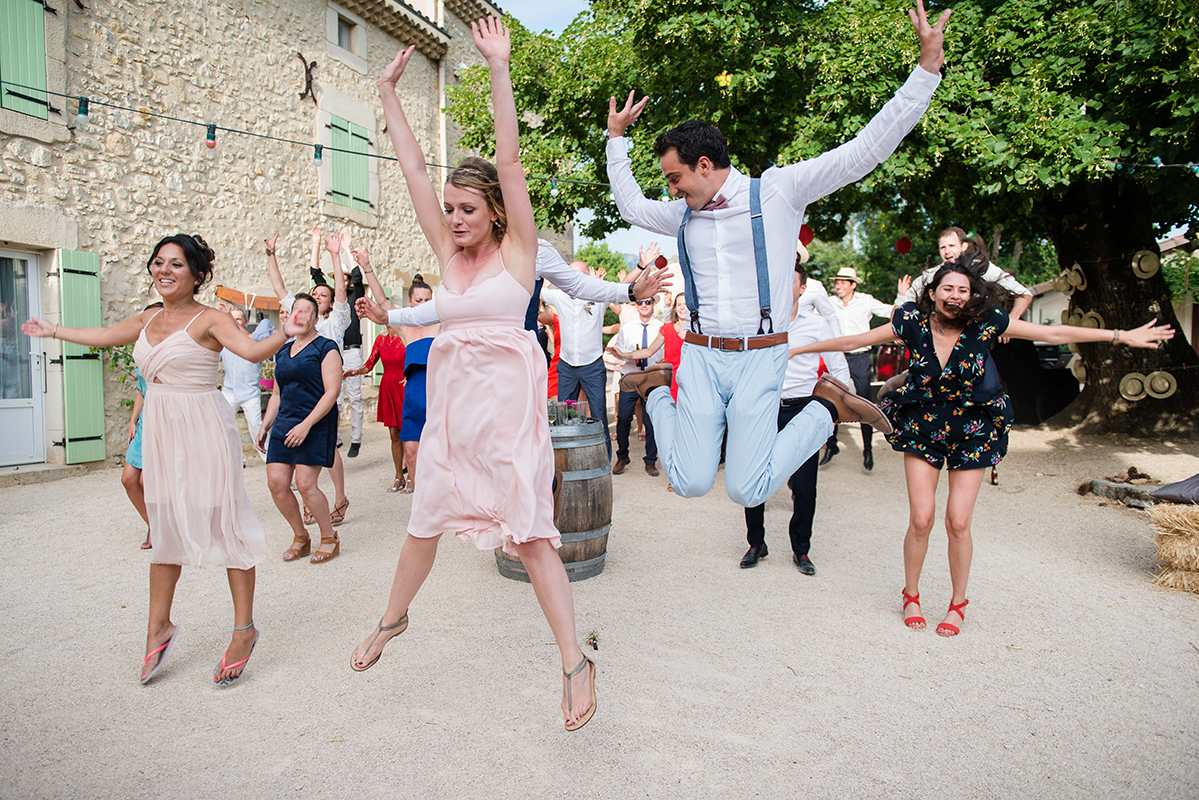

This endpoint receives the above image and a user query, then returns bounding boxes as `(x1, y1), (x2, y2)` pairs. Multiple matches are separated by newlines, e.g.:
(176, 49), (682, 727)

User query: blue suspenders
(675, 177), (773, 336)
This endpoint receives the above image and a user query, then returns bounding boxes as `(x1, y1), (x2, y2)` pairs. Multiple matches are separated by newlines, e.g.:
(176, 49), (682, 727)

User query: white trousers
(223, 390), (264, 462)
(646, 343), (834, 507)
(341, 347), (364, 444)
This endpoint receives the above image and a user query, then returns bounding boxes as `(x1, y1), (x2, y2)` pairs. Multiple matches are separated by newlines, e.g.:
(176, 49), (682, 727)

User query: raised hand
(897, 274), (912, 296)
(633, 262), (674, 300)
(608, 91), (649, 138)
(638, 242), (661, 268)
(471, 16), (510, 65)
(356, 296), (388, 326)
(1123, 319), (1175, 349)
(379, 46), (416, 89)
(310, 224), (322, 248)
(339, 230), (353, 253)
(909, 0), (952, 73)
(324, 231), (341, 256)
(265, 233), (279, 255)
(352, 245), (371, 270)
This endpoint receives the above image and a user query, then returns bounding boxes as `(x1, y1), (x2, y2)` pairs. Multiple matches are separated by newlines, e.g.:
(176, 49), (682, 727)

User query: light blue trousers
(647, 343), (835, 507)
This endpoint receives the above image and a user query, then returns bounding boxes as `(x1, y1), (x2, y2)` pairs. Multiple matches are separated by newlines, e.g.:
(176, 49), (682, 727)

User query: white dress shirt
(540, 286), (607, 366)
(783, 309), (851, 399)
(795, 278), (843, 337)
(282, 294), (350, 349)
(898, 262), (1032, 305)
(610, 316), (664, 376)
(220, 349), (264, 404)
(606, 67), (940, 338)
(831, 291), (893, 353)
(387, 240), (633, 328)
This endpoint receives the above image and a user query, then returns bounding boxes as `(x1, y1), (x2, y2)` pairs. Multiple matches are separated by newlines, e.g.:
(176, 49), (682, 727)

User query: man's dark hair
(653, 120), (731, 169)
(794, 263), (808, 283)
(916, 247), (1013, 325)
(939, 226), (968, 244)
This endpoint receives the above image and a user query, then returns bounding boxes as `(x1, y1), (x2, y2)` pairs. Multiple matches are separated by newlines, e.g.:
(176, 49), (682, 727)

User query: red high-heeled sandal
(901, 589), (925, 630)
(936, 599), (969, 637)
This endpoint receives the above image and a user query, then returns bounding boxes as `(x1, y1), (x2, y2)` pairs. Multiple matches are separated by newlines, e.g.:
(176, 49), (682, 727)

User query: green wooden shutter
(0, 0), (49, 119)
(348, 122), (371, 212)
(370, 287), (391, 384)
(329, 115), (352, 208)
(59, 249), (106, 463)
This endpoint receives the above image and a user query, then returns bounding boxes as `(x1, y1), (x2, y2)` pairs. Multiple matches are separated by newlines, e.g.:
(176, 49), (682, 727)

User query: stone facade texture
(1, 0), (506, 463)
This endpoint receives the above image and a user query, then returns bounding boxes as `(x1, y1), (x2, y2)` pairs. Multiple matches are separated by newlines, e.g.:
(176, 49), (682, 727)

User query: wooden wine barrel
(495, 419), (612, 582)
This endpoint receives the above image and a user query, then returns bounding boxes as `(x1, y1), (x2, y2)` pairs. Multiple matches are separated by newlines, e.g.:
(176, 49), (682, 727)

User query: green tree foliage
(574, 241), (629, 281)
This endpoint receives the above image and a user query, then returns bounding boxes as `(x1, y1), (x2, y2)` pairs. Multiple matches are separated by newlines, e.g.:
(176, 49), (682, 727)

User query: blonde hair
(447, 156), (506, 244)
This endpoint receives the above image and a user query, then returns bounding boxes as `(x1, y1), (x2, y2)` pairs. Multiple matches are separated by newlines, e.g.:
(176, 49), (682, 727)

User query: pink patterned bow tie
(700, 194), (729, 211)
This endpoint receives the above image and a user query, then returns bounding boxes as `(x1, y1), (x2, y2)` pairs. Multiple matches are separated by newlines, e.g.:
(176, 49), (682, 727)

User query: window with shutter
(0, 0), (49, 119)
(329, 114), (371, 212)
(58, 250), (106, 463)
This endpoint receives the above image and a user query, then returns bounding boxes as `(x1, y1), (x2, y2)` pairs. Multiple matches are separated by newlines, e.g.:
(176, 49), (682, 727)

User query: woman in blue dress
(258, 293), (344, 564)
(122, 302), (163, 550)
(397, 275), (439, 494)
(792, 249), (1173, 637)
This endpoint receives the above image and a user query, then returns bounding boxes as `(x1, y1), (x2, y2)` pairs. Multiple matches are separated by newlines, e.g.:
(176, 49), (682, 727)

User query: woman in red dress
(346, 327), (407, 491)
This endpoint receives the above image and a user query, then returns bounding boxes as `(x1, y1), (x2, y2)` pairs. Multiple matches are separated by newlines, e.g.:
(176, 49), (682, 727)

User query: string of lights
(0, 79), (671, 199)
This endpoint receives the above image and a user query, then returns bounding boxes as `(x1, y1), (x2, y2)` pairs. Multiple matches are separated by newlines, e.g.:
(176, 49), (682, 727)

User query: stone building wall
(0, 0), (503, 463)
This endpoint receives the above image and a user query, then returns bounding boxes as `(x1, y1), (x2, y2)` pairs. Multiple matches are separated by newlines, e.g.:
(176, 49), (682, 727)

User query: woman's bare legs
(901, 454), (941, 629)
(329, 448), (348, 509)
(516, 537), (592, 727)
(400, 440), (419, 493)
(389, 427), (405, 487)
(267, 463), (309, 543)
(122, 464), (151, 548)
(941, 466), (986, 630)
(294, 463), (336, 556)
(141, 563), (181, 680)
(351, 533), (441, 668)
(214, 567), (257, 681)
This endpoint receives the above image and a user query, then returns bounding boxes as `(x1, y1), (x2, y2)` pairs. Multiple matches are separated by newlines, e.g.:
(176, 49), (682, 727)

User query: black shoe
(347, 443), (361, 458)
(794, 554), (816, 575)
(819, 441), (839, 466)
(740, 543), (768, 568)
(863, 449), (873, 471)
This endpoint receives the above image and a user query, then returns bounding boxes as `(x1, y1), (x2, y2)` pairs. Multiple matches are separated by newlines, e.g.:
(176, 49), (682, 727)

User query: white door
(0, 250), (46, 466)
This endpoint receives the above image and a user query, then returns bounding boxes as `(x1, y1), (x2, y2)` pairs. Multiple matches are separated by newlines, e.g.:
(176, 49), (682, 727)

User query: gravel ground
(1, 424), (1196, 799)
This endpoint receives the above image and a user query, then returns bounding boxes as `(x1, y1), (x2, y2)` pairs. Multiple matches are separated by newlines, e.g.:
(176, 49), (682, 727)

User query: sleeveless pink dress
(407, 256), (560, 555)
(132, 310), (269, 569)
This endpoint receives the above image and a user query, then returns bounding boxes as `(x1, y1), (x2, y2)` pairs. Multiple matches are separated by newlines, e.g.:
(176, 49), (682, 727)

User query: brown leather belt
(684, 331), (789, 351)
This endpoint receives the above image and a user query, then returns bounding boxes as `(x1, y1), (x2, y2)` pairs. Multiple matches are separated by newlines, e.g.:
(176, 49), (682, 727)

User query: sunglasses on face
(636, 299), (655, 306)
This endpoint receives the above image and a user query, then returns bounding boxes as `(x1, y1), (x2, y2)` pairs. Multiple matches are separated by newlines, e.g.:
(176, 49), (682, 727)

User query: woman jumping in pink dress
(350, 17), (596, 731)
(23, 234), (287, 686)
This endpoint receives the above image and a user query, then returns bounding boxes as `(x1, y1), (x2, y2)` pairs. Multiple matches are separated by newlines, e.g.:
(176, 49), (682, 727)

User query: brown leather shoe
(619, 368), (672, 401)
(813, 375), (894, 435)
(645, 463), (660, 477)
(612, 458), (630, 475)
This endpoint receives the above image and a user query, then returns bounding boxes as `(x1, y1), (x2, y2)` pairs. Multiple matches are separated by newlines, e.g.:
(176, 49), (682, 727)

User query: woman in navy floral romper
(792, 251), (1174, 637)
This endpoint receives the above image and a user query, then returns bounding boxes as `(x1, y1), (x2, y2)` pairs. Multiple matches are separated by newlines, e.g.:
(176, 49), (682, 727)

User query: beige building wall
(1, 0), (502, 464)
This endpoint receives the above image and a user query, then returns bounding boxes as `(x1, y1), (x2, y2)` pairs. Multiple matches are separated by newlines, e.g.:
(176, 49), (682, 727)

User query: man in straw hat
(604, 0), (950, 506)
(828, 266), (894, 471)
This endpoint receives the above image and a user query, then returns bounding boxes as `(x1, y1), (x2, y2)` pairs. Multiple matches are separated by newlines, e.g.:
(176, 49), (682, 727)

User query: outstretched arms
(789, 322), (897, 358)
(1002, 317), (1173, 349)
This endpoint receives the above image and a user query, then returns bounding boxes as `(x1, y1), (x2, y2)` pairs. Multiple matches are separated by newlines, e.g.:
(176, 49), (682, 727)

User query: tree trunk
(1010, 240), (1023, 272)
(1042, 178), (1199, 437)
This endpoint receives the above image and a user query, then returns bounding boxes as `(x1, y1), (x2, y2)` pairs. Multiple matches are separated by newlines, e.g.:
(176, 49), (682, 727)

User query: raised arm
(789, 321), (897, 357)
(205, 308), (287, 363)
(536, 241), (647, 305)
(22, 312), (146, 348)
(1002, 317), (1173, 349)
(474, 17), (537, 283)
(378, 46), (456, 261)
(264, 232), (290, 302)
(606, 93), (683, 236)
(352, 245), (395, 311)
(325, 232), (349, 306)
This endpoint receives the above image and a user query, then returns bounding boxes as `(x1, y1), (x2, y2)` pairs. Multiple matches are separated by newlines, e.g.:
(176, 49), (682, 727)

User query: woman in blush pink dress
(24, 234), (287, 686)
(349, 18), (596, 731)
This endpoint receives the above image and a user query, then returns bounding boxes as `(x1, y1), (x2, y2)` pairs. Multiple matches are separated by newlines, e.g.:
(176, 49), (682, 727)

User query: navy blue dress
(266, 336), (341, 467)
(879, 303), (1013, 471)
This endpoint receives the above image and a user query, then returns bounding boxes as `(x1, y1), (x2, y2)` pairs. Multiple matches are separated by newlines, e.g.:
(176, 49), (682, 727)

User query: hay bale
(1153, 569), (1199, 594)
(1148, 505), (1199, 572)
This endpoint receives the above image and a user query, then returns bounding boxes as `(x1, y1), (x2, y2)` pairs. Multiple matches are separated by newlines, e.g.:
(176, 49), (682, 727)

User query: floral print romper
(879, 302), (1013, 470)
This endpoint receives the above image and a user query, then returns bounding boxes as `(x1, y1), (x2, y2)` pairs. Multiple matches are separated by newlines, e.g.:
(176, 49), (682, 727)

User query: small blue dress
(399, 336), (434, 442)
(124, 368), (147, 469)
(880, 303), (1013, 471)
(266, 336), (341, 467)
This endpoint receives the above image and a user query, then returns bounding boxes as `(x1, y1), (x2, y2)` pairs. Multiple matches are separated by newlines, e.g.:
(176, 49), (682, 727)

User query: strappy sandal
(936, 599), (969, 637)
(302, 505), (314, 526)
(330, 497), (350, 526)
(350, 612), (409, 672)
(902, 589), (926, 630)
(140, 625), (179, 685)
(282, 535), (311, 562)
(212, 623), (259, 687)
(388, 478), (406, 493)
(140, 530), (152, 550)
(399, 482), (414, 494)
(564, 652), (597, 732)
(311, 533), (340, 564)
